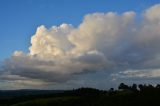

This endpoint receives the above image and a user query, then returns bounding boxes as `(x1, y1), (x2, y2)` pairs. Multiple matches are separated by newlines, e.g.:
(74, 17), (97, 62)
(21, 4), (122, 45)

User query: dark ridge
(1, 83), (160, 106)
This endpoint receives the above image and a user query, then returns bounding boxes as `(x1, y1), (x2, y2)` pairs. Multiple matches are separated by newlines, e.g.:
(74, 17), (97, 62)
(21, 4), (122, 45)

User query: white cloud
(144, 4), (160, 21)
(112, 69), (160, 78)
(1, 4), (160, 88)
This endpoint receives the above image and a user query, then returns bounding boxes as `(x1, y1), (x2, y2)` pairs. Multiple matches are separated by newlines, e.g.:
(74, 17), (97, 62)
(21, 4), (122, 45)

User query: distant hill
(0, 89), (64, 97)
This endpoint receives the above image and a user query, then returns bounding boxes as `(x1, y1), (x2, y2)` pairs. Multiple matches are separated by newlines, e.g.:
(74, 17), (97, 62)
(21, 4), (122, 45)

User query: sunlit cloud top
(1, 3), (160, 89)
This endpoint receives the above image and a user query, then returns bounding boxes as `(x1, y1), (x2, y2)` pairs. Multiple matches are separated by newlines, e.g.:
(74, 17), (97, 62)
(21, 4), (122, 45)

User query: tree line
(118, 83), (160, 92)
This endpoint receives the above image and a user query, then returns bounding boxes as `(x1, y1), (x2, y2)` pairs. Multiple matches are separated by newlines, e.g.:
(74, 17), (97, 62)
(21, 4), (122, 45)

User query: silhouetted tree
(156, 84), (160, 89)
(131, 84), (137, 91)
(109, 88), (114, 92)
(118, 83), (129, 90)
(138, 84), (145, 91)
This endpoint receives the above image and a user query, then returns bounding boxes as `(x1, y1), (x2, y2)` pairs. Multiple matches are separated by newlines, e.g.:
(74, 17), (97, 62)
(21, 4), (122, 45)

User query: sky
(0, 0), (159, 61)
(0, 0), (160, 90)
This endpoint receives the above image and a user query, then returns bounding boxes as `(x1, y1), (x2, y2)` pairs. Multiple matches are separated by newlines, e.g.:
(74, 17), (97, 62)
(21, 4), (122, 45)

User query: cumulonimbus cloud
(1, 4), (160, 87)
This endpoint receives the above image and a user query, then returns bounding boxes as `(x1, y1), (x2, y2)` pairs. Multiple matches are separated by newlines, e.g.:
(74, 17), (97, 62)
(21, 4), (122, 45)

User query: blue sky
(0, 0), (159, 61)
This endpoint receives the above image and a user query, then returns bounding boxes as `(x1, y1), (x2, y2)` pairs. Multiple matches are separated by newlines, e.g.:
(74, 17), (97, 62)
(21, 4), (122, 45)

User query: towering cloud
(1, 4), (160, 88)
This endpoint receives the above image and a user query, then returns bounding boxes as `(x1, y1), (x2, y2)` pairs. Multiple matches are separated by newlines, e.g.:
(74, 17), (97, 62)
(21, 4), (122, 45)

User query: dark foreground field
(1, 83), (160, 106)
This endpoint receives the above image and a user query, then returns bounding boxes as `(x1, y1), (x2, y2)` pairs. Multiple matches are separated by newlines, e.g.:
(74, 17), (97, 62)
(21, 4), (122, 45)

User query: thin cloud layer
(112, 69), (160, 78)
(1, 4), (160, 88)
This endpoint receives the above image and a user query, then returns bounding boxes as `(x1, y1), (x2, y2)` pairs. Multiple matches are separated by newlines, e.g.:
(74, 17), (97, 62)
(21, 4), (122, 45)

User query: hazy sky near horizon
(0, 0), (160, 89)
